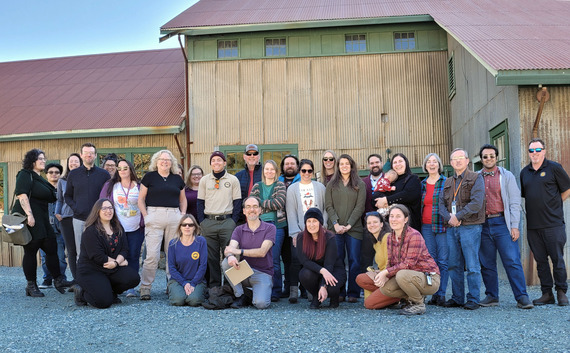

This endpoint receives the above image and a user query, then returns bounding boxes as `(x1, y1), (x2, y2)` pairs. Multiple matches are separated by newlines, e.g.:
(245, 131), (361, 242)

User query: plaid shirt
(421, 175), (447, 233)
(386, 227), (439, 277)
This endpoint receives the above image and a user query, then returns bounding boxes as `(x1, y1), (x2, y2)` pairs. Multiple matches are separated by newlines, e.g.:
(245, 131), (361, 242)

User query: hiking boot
(289, 286), (299, 304)
(533, 291), (555, 306)
(557, 290), (569, 306)
(38, 279), (52, 289)
(140, 287), (151, 301)
(479, 295), (499, 307)
(400, 302), (426, 316)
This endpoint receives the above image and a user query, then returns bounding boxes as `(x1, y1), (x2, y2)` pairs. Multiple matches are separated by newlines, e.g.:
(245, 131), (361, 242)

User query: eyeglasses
(47, 171), (60, 174)
(116, 167), (129, 171)
(245, 152), (259, 156)
(181, 223), (195, 228)
(482, 155), (496, 160)
(451, 156), (466, 161)
(322, 157), (335, 162)
(300, 169), (313, 174)
(528, 148), (543, 153)
(37, 157), (47, 161)
(101, 206), (114, 212)
(191, 173), (203, 177)
(158, 158), (172, 162)
(244, 205), (260, 210)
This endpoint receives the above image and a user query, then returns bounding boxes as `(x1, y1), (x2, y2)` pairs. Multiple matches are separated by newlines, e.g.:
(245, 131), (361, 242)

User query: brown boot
(557, 290), (569, 306)
(532, 291), (555, 305)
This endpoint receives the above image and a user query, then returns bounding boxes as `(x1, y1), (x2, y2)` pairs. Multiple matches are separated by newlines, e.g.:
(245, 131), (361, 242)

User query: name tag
(451, 201), (457, 215)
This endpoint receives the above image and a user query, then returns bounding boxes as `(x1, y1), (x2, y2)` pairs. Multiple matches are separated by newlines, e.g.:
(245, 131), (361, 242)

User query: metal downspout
(178, 34), (192, 171)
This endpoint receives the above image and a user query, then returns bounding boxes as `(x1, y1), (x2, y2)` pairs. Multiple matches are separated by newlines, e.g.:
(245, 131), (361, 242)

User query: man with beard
(361, 154), (385, 273)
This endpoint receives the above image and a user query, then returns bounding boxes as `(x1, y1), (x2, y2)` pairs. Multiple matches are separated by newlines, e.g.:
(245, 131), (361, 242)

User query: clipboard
(224, 260), (254, 286)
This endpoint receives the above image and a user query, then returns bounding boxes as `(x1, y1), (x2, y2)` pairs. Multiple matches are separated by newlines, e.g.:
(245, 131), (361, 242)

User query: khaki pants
(381, 269), (440, 304)
(140, 207), (181, 289)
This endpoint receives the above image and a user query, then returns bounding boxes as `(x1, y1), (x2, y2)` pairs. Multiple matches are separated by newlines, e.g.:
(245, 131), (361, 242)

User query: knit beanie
(304, 208), (324, 226)
(210, 151), (226, 163)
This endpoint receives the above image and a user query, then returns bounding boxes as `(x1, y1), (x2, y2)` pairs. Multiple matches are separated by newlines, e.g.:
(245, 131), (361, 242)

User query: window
(345, 34), (366, 53)
(448, 53), (456, 100)
(219, 144), (299, 175)
(218, 40), (238, 58)
(490, 120), (509, 170)
(0, 163), (6, 215)
(97, 148), (164, 179)
(265, 38), (286, 56)
(394, 32), (415, 50)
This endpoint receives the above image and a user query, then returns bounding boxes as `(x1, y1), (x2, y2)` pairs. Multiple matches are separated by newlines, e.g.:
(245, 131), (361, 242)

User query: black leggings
(23, 237), (61, 281)
(60, 217), (77, 279)
(299, 268), (343, 299)
(77, 266), (140, 309)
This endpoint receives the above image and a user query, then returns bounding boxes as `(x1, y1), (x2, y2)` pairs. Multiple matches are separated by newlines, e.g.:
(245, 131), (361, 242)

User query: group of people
(12, 138), (569, 315)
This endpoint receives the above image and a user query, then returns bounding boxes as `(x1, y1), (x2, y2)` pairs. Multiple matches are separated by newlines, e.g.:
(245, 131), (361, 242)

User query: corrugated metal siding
(189, 52), (451, 168)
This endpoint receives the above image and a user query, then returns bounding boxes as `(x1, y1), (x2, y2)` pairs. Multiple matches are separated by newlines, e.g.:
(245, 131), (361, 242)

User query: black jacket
(64, 165), (110, 221)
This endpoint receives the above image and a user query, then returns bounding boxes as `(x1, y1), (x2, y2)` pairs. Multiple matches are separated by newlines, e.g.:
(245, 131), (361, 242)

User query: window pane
(226, 152), (245, 175)
(133, 153), (153, 179)
(409, 38), (416, 49)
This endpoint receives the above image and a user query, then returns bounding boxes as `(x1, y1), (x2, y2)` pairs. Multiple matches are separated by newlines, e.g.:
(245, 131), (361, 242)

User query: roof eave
(0, 125), (183, 142)
(160, 15), (434, 37)
(495, 69), (570, 86)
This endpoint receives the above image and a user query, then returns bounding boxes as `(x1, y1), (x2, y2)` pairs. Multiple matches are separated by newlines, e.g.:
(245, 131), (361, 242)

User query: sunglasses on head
(181, 223), (195, 228)
(300, 169), (313, 174)
(528, 148), (543, 153)
(322, 157), (335, 162)
(246, 151), (259, 156)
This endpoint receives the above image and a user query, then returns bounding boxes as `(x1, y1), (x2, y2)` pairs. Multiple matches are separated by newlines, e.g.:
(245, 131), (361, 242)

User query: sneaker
(463, 301), (479, 310)
(38, 279), (52, 289)
(400, 302), (426, 316)
(516, 295), (534, 309)
(125, 289), (137, 298)
(479, 295), (499, 307)
(140, 287), (151, 301)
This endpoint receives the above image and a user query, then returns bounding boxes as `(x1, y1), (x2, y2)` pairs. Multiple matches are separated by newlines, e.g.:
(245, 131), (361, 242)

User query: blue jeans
(447, 224), (482, 304)
(222, 258), (272, 309)
(336, 232), (361, 298)
(269, 226), (286, 298)
(421, 224), (449, 298)
(40, 233), (67, 281)
(480, 216), (528, 301)
(126, 227), (145, 274)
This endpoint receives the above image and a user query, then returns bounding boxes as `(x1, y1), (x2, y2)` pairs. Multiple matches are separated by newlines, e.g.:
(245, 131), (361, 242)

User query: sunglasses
(482, 155), (496, 160)
(300, 169), (313, 174)
(116, 167), (129, 171)
(322, 157), (335, 162)
(245, 152), (259, 156)
(181, 223), (195, 227)
(528, 148), (543, 153)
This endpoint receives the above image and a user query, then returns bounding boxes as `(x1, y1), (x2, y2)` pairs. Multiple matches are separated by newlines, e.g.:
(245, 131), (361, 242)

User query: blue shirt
(168, 236), (208, 287)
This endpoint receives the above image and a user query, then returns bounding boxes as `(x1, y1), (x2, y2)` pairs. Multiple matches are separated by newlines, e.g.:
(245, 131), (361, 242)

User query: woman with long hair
(184, 165), (203, 220)
(355, 211), (400, 309)
(374, 204), (440, 316)
(55, 153), (83, 285)
(167, 214), (207, 306)
(297, 208), (346, 309)
(13, 149), (72, 297)
(250, 160), (287, 302)
(74, 199), (140, 308)
(374, 153), (422, 231)
(325, 153), (366, 303)
(137, 149), (187, 300)
(100, 159), (144, 297)
(420, 153), (449, 306)
(319, 150), (337, 186)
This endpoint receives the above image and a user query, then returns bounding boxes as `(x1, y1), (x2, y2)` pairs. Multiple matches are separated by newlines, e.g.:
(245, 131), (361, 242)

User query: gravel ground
(0, 266), (568, 353)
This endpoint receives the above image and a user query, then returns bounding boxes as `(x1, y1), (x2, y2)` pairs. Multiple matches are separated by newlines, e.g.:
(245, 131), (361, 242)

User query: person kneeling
(222, 196), (275, 309)
(75, 199), (140, 308)
(167, 214), (208, 306)
(297, 208), (346, 309)
(375, 204), (440, 316)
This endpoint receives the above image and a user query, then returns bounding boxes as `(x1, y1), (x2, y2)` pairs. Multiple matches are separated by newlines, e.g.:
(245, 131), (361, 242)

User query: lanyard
(452, 177), (463, 202)
(120, 182), (132, 204)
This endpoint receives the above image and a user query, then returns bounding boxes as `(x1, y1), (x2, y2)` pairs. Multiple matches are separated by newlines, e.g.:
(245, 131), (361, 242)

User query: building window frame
(489, 120), (510, 170)
(96, 147), (164, 179)
(217, 40), (239, 58)
(345, 34), (367, 53)
(448, 53), (456, 100)
(265, 38), (287, 57)
(219, 144), (299, 175)
(394, 31), (416, 51)
(0, 163), (7, 215)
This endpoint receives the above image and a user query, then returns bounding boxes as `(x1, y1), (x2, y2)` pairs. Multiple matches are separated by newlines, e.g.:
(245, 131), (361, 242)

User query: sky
(0, 0), (198, 62)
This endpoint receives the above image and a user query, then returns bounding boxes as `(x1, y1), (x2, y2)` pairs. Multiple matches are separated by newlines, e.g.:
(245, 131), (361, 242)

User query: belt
(486, 212), (504, 219)
(206, 214), (231, 221)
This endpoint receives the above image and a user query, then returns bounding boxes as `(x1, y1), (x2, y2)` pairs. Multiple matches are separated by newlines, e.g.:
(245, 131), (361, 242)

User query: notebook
(224, 259), (254, 286)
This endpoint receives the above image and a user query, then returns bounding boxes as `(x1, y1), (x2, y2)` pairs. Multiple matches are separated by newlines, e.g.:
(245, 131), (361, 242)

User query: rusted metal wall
(188, 51), (452, 170)
(0, 133), (185, 267)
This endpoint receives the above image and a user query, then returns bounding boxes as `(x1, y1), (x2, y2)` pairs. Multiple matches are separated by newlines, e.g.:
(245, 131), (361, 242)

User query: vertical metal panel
(285, 58), (312, 146)
(240, 60), (264, 143)
(262, 60), (288, 144)
(191, 62), (216, 153)
(215, 62), (241, 145)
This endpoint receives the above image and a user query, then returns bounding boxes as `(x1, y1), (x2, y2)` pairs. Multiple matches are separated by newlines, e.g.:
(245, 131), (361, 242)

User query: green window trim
(0, 163), (7, 215)
(265, 38), (287, 57)
(219, 144), (299, 175)
(448, 53), (456, 100)
(489, 120), (510, 170)
(96, 147), (165, 179)
(345, 34), (367, 53)
(394, 31), (416, 51)
(217, 39), (239, 58)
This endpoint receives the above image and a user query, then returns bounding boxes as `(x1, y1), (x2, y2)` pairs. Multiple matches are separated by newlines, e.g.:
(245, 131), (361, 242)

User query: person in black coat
(75, 199), (140, 308)
(297, 208), (346, 309)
